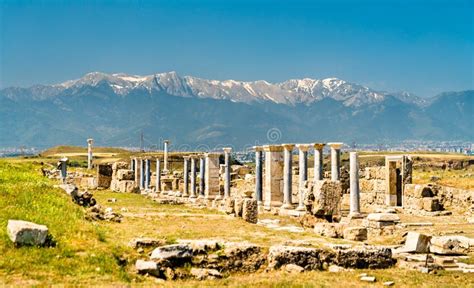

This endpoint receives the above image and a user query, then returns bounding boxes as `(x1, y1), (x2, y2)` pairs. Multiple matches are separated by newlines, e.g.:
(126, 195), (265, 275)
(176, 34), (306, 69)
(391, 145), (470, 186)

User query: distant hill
(0, 72), (472, 149)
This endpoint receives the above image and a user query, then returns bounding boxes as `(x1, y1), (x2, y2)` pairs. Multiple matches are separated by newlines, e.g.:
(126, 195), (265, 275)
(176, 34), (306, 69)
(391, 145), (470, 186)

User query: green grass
(0, 160), (133, 285)
(1, 158), (473, 286)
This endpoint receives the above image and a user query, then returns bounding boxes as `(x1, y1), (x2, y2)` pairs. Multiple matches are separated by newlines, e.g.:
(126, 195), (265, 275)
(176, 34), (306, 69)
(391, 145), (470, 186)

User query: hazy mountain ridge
(0, 72), (472, 148)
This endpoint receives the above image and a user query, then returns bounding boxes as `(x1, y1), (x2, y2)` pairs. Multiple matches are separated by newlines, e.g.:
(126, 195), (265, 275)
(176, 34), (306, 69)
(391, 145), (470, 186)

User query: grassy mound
(0, 160), (131, 285)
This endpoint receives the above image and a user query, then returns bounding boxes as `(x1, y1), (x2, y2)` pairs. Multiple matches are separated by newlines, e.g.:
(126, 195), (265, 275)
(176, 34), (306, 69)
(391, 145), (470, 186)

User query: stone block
(343, 227), (368, 241)
(224, 198), (235, 214)
(234, 197), (244, 217)
(7, 220), (49, 246)
(242, 198), (258, 224)
(365, 167), (385, 180)
(135, 260), (161, 277)
(404, 232), (431, 253)
(310, 180), (342, 217)
(367, 213), (400, 222)
(116, 169), (134, 181)
(267, 245), (325, 270)
(430, 236), (474, 255)
(150, 244), (193, 261)
(314, 223), (345, 238)
(404, 184), (434, 198)
(422, 197), (441, 212)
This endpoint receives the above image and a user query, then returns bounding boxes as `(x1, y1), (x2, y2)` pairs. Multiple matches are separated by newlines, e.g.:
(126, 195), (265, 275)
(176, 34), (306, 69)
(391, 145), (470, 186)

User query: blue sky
(0, 0), (472, 97)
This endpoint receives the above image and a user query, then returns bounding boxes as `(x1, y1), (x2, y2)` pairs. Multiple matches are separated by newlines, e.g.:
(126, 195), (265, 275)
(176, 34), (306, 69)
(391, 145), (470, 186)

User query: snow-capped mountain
(21, 71), (415, 107)
(1, 71), (471, 148)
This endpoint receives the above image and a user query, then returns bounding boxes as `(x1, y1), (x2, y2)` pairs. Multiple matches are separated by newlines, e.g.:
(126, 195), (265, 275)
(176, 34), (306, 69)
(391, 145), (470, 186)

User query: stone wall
(360, 166), (386, 207)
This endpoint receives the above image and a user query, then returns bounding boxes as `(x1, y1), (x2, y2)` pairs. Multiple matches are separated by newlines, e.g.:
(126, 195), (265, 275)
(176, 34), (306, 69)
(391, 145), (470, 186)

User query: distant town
(1, 140), (472, 158)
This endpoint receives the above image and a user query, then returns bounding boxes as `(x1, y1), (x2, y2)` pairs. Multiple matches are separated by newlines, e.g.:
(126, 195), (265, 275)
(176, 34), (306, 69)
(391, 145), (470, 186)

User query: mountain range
(0, 72), (472, 149)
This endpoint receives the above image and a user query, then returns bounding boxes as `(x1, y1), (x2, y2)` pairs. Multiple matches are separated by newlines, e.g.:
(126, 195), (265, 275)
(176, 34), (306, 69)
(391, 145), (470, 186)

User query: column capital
(223, 147), (232, 154)
(252, 146), (264, 152)
(281, 143), (295, 151)
(313, 143), (326, 150)
(295, 144), (311, 151)
(263, 145), (284, 152)
(327, 142), (343, 149)
(183, 155), (190, 160)
(163, 140), (170, 144)
(87, 138), (94, 144)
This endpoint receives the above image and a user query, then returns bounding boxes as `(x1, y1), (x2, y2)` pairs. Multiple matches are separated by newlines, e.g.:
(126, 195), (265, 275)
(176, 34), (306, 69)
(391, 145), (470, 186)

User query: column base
(281, 203), (294, 210)
(189, 194), (197, 199)
(295, 204), (306, 211)
(348, 212), (364, 219)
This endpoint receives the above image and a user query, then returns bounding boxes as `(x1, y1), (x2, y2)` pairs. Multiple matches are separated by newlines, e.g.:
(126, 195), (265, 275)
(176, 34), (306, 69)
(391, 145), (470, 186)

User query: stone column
(163, 140), (170, 173)
(130, 157), (135, 172)
(183, 156), (190, 196)
(328, 142), (343, 181)
(87, 138), (93, 169)
(139, 158), (145, 190)
(156, 158), (161, 193)
(282, 144), (295, 209)
(205, 153), (221, 200)
(349, 152), (361, 216)
(253, 146), (263, 205)
(199, 156), (205, 197)
(263, 145), (284, 210)
(144, 158), (151, 189)
(296, 144), (310, 211)
(223, 148), (232, 199)
(313, 143), (325, 181)
(190, 156), (197, 198)
(59, 157), (68, 183)
(134, 157), (139, 185)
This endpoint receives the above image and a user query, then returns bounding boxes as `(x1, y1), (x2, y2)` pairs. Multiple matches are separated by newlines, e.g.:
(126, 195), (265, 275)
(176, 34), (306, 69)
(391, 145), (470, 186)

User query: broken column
(223, 148), (232, 199)
(313, 143), (325, 181)
(199, 156), (205, 198)
(296, 144), (310, 211)
(205, 153), (221, 200)
(263, 145), (284, 210)
(328, 142), (343, 181)
(183, 156), (189, 196)
(254, 146), (263, 205)
(282, 144), (295, 209)
(190, 156), (197, 198)
(163, 140), (170, 173)
(349, 152), (361, 217)
(58, 157), (68, 183)
(155, 158), (161, 193)
(87, 138), (93, 169)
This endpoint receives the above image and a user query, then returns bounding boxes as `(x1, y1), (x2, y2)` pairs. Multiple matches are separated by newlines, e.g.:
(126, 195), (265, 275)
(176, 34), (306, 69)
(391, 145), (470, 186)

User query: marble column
(87, 138), (93, 169)
(313, 143), (325, 181)
(223, 147), (232, 199)
(253, 146), (263, 205)
(263, 145), (284, 210)
(163, 140), (170, 173)
(328, 142), (343, 181)
(134, 157), (139, 185)
(205, 153), (221, 200)
(156, 158), (161, 193)
(190, 156), (197, 198)
(349, 152), (361, 216)
(139, 158), (145, 190)
(183, 156), (190, 196)
(130, 157), (135, 172)
(296, 144), (310, 211)
(144, 158), (151, 189)
(282, 143), (295, 209)
(199, 156), (205, 197)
